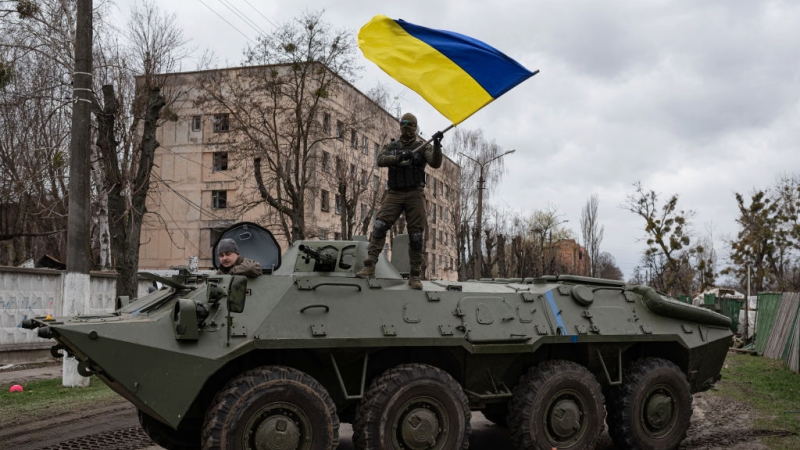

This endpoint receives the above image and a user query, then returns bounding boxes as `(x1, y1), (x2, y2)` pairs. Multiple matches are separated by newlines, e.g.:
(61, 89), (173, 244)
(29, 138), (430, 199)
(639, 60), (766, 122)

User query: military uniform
(216, 238), (263, 277)
(358, 113), (443, 288)
(217, 255), (263, 277)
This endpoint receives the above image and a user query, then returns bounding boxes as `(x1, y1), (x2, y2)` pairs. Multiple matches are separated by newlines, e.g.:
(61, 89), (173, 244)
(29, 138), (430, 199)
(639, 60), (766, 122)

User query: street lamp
(458, 149), (515, 279)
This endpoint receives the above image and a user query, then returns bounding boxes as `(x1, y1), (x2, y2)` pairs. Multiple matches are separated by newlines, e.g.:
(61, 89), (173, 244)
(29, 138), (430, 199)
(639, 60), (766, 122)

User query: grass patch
(712, 353), (800, 449)
(0, 376), (121, 425)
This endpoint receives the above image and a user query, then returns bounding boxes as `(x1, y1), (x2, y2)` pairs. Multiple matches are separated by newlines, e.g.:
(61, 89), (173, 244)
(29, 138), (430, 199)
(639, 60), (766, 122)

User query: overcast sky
(110, 0), (800, 281)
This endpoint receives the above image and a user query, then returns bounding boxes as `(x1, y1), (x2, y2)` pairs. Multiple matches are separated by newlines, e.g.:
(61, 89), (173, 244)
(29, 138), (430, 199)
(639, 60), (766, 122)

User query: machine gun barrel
(298, 244), (337, 265)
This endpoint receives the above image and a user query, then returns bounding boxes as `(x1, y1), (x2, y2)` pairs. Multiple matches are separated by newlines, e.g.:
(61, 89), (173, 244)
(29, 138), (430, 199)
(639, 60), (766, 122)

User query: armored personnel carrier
(22, 222), (732, 450)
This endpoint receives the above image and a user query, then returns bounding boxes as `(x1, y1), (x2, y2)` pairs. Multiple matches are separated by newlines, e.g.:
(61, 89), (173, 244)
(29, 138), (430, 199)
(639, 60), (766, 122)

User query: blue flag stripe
(396, 19), (534, 99)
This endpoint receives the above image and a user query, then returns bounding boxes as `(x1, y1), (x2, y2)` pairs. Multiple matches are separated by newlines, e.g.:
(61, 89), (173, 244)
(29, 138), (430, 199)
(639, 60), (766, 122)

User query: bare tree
(530, 207), (573, 275)
(580, 194), (604, 277)
(195, 10), (360, 242)
(595, 251), (623, 280)
(314, 86), (395, 239)
(91, 1), (190, 297)
(0, 0), (80, 264)
(443, 127), (506, 280)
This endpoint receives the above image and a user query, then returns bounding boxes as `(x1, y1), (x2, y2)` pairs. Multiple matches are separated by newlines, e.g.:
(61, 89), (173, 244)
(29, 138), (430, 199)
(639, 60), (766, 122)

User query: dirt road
(0, 387), (791, 449)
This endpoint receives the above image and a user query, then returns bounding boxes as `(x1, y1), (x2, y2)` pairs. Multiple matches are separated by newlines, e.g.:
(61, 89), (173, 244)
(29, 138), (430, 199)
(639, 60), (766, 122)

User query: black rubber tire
(507, 360), (605, 450)
(481, 402), (508, 427)
(352, 363), (471, 450)
(138, 410), (201, 450)
(202, 365), (339, 450)
(605, 357), (692, 450)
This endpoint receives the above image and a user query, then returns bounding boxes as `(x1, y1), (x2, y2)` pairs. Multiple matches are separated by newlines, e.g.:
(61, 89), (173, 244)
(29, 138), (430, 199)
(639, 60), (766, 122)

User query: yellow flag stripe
(358, 15), (494, 125)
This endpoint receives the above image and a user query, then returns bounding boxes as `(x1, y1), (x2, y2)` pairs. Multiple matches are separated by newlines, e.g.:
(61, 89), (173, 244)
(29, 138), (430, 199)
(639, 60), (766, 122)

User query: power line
(240, 0), (277, 29)
(162, 146), (241, 183)
(151, 172), (228, 222)
(197, 0), (255, 44)
(216, 0), (268, 37)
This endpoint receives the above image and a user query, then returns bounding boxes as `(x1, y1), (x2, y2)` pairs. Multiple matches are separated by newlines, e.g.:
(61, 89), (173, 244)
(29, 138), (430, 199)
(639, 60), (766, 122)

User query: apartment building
(138, 64), (460, 281)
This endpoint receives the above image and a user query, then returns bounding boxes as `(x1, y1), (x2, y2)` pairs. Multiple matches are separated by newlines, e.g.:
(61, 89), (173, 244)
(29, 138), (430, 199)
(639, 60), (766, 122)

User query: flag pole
(413, 124), (455, 153)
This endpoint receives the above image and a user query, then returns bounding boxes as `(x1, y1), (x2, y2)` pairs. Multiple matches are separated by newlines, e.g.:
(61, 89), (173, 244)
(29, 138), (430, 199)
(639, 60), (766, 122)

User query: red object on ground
(9, 384), (24, 392)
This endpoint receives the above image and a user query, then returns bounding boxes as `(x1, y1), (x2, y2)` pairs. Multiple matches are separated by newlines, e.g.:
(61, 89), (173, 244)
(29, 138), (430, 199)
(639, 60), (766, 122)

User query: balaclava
(399, 112), (418, 146)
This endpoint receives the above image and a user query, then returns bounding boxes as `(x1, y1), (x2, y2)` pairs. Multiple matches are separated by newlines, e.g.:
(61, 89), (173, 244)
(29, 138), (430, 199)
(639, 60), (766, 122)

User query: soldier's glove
(432, 131), (444, 147)
(398, 150), (413, 161)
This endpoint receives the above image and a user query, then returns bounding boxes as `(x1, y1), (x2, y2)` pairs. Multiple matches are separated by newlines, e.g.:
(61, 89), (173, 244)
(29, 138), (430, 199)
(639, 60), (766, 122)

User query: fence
(758, 292), (800, 372)
(0, 267), (153, 362)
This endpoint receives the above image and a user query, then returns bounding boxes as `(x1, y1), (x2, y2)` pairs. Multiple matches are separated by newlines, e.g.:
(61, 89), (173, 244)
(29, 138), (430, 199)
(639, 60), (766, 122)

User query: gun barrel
(299, 245), (336, 265)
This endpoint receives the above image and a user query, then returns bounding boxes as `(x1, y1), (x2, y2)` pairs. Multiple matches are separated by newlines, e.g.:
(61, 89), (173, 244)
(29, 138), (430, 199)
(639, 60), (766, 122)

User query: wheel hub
(549, 398), (582, 439)
(645, 392), (674, 431)
(401, 407), (440, 449)
(245, 402), (311, 450)
(254, 414), (301, 450)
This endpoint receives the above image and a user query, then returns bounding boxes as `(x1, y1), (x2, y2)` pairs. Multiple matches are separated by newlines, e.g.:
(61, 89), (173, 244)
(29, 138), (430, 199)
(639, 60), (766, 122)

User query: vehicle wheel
(202, 365), (339, 450)
(507, 360), (605, 450)
(352, 363), (471, 450)
(138, 410), (201, 450)
(481, 402), (508, 427)
(605, 357), (692, 450)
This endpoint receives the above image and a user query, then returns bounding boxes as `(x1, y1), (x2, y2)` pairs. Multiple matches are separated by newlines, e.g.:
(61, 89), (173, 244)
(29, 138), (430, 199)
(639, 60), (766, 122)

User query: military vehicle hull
(23, 222), (732, 450)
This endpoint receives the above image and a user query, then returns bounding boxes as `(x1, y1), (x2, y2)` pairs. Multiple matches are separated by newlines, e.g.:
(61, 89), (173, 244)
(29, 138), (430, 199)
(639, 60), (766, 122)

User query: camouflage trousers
(366, 189), (427, 274)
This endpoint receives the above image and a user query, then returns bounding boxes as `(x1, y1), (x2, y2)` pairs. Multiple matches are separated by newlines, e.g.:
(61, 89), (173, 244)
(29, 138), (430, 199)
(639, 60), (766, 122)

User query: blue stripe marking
(396, 19), (535, 98)
(545, 290), (572, 338)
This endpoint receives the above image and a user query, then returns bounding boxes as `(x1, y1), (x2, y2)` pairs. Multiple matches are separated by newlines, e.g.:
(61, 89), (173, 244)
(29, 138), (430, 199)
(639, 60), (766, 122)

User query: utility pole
(63, 0), (93, 388)
(459, 149), (515, 279)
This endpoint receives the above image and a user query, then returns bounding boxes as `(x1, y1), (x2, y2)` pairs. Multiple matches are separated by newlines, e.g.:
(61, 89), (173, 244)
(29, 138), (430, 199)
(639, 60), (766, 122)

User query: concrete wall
(0, 267), (150, 363)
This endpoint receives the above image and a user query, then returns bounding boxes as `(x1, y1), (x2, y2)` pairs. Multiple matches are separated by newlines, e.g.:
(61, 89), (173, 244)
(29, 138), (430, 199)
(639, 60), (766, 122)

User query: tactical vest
(387, 140), (427, 190)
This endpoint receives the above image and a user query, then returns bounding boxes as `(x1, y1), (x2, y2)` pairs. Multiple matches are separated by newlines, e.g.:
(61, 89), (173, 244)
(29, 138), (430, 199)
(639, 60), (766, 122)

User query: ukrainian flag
(358, 15), (536, 125)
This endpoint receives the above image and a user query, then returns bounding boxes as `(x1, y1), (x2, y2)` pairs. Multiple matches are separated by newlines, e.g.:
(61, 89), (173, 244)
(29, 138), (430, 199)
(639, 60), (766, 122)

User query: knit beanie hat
(217, 238), (239, 255)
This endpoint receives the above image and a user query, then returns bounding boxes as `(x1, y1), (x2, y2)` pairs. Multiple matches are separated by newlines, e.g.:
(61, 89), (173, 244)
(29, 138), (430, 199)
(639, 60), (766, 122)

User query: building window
(321, 151), (330, 172)
(373, 175), (379, 191)
(323, 113), (331, 134)
(432, 206), (437, 224)
(335, 194), (342, 214)
(210, 228), (226, 249)
(212, 190), (227, 209)
(431, 253), (436, 273)
(212, 114), (229, 132)
(320, 190), (329, 211)
(319, 230), (329, 240)
(192, 116), (201, 132)
(336, 120), (344, 139)
(361, 169), (367, 187)
(213, 152), (228, 172)
(350, 129), (357, 149)
(361, 136), (368, 154)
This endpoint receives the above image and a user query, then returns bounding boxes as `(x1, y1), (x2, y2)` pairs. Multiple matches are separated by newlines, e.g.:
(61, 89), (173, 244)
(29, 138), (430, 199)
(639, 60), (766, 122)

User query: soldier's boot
(408, 270), (422, 290)
(355, 260), (376, 278)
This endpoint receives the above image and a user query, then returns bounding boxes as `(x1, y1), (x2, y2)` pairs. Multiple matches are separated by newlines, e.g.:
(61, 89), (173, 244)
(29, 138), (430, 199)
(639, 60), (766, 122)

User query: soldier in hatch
(216, 238), (263, 277)
(355, 113), (443, 289)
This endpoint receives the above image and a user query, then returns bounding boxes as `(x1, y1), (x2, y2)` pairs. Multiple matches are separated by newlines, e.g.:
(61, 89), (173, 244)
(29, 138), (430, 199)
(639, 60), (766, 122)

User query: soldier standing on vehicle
(356, 113), (443, 289)
(216, 238), (263, 277)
